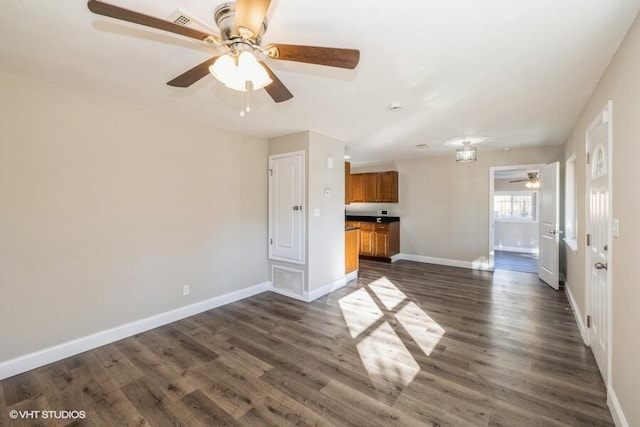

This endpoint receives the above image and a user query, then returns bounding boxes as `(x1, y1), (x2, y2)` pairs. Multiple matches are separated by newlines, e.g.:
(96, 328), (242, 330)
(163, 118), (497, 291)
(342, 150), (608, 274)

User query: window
(564, 155), (578, 252)
(494, 192), (537, 222)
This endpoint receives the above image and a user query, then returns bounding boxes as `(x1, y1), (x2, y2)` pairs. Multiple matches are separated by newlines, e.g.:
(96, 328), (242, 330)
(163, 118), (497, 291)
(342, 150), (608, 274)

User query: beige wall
(349, 145), (563, 264)
(307, 132), (345, 292)
(0, 73), (269, 362)
(563, 13), (640, 426)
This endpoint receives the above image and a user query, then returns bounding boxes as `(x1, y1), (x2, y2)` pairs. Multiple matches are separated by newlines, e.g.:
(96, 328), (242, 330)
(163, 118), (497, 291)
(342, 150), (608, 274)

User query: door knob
(293, 206), (299, 211)
(594, 262), (607, 270)
(549, 229), (557, 235)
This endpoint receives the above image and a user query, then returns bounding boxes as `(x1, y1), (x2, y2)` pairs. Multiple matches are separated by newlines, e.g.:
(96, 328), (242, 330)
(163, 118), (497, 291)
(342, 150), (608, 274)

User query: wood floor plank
(0, 259), (614, 426)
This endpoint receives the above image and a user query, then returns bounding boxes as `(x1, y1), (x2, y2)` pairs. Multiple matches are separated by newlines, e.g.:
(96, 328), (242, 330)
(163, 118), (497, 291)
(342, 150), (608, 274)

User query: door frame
(488, 164), (545, 271)
(584, 100), (613, 388)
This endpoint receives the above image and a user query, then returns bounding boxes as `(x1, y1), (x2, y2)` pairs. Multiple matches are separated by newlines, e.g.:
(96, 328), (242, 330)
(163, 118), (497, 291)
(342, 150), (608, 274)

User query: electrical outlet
(182, 285), (190, 296)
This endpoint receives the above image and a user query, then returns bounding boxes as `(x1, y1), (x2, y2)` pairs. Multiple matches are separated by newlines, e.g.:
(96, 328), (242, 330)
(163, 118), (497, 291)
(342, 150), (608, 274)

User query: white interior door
(269, 152), (305, 264)
(538, 162), (560, 289)
(586, 102), (612, 382)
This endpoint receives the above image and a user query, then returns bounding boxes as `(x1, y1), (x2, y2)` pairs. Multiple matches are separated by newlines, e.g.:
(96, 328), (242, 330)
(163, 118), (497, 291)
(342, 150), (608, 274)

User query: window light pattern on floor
(338, 276), (445, 389)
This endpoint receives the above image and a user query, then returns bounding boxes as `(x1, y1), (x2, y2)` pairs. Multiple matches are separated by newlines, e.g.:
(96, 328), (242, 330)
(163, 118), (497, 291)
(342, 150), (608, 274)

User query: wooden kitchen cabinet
(346, 220), (399, 260)
(349, 171), (398, 203)
(350, 174), (366, 202)
(345, 228), (359, 273)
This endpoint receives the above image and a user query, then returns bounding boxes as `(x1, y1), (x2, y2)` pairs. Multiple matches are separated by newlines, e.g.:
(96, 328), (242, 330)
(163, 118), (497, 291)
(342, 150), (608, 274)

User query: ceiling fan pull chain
(246, 82), (252, 113)
(240, 86), (246, 117)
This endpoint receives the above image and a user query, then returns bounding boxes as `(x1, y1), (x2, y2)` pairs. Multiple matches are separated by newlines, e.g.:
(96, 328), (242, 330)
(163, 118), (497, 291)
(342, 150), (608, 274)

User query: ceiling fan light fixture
(456, 141), (477, 162)
(238, 51), (272, 89)
(209, 51), (272, 92)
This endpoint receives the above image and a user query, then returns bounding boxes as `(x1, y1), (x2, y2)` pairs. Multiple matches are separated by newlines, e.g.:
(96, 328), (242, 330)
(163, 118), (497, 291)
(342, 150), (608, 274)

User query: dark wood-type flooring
(494, 250), (539, 274)
(0, 260), (612, 426)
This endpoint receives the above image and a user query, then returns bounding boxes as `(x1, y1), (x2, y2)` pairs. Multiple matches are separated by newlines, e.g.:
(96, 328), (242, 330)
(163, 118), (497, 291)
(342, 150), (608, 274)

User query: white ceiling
(1, 1), (639, 164)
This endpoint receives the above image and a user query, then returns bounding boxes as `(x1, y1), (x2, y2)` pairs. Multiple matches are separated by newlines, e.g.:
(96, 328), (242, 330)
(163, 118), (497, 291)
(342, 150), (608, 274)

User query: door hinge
(586, 152), (590, 165)
(587, 315), (591, 328)
(586, 233), (591, 246)
(270, 238), (273, 245)
(269, 169), (273, 176)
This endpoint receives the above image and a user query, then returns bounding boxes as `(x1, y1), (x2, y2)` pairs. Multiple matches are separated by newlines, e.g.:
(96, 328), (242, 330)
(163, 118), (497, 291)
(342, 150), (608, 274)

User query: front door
(538, 162), (560, 289)
(586, 101), (612, 382)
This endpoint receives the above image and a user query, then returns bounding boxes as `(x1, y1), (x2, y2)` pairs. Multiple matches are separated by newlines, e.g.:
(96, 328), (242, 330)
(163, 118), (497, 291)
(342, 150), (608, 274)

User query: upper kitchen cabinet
(350, 171), (398, 203)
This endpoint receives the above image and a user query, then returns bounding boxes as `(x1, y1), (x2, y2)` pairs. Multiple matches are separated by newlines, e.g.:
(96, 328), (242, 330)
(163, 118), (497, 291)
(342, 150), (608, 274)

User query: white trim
(608, 387), (630, 427)
(345, 270), (358, 282)
(397, 253), (492, 271)
(0, 281), (270, 381)
(565, 282), (588, 345)
(493, 246), (538, 254)
(307, 277), (348, 302)
(390, 253), (402, 263)
(269, 276), (348, 303)
(269, 286), (309, 302)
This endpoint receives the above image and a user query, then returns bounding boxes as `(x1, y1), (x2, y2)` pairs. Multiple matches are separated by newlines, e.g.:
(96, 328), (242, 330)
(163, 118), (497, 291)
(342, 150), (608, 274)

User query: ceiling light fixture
(456, 141), (477, 162)
(210, 51), (272, 91)
(209, 50), (273, 115)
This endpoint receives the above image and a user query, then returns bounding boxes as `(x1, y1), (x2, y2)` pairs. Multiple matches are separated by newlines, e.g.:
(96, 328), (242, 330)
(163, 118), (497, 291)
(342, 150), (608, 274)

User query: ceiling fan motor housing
(215, 2), (267, 44)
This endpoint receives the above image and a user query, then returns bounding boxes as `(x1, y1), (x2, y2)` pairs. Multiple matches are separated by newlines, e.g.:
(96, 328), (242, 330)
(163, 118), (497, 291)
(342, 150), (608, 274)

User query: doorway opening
(489, 165), (543, 274)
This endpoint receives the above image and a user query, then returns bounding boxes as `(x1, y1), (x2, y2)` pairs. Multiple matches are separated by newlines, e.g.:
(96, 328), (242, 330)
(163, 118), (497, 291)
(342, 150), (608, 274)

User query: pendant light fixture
(456, 141), (477, 162)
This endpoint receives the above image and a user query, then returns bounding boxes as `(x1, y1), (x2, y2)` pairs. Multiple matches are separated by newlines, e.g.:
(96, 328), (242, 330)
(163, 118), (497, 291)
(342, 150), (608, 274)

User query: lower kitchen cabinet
(345, 228), (359, 273)
(346, 220), (399, 261)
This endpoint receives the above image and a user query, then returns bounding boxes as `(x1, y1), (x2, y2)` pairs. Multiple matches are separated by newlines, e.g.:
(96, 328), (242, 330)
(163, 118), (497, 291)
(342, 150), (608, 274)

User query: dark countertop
(346, 215), (400, 223)
(345, 226), (359, 231)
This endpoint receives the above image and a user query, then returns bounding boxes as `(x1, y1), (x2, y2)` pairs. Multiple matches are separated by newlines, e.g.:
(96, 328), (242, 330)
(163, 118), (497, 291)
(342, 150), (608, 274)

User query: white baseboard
(0, 281), (270, 381)
(345, 270), (358, 282)
(609, 386), (630, 427)
(397, 253), (492, 271)
(270, 276), (348, 303)
(307, 277), (347, 302)
(390, 254), (402, 263)
(564, 282), (588, 345)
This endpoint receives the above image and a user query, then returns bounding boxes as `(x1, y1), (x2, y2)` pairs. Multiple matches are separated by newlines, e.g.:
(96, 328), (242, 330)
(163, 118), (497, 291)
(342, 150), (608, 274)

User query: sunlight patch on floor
(338, 276), (446, 390)
(338, 287), (383, 339)
(356, 321), (420, 388)
(368, 276), (407, 311)
(396, 301), (445, 356)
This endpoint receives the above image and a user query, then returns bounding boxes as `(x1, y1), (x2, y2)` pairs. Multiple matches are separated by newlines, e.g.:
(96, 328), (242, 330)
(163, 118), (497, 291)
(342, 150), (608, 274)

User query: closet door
(269, 151), (305, 264)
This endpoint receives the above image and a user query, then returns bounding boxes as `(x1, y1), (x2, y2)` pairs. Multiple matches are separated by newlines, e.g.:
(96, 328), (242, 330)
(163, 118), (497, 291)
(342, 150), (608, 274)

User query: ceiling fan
(510, 172), (539, 187)
(87, 0), (360, 103)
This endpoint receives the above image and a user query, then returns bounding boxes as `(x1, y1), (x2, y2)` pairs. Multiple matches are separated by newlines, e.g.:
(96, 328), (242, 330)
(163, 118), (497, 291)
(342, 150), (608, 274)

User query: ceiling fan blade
(260, 61), (293, 103)
(265, 44), (360, 69)
(167, 57), (219, 87)
(235, 0), (271, 39)
(509, 179), (528, 183)
(87, 0), (219, 44)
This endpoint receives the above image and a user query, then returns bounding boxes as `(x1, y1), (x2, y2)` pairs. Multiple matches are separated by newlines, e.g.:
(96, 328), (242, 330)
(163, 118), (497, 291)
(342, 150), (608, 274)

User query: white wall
(0, 73), (269, 362)
(563, 12), (640, 427)
(349, 145), (563, 266)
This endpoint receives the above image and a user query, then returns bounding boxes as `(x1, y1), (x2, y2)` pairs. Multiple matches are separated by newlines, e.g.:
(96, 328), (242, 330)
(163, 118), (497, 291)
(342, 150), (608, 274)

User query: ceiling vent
(167, 10), (212, 32)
